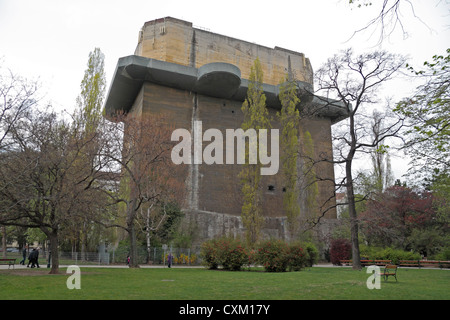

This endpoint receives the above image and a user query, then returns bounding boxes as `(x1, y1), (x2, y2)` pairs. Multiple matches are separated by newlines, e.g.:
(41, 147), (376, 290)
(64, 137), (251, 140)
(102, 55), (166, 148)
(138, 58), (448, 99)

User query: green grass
(0, 266), (448, 300)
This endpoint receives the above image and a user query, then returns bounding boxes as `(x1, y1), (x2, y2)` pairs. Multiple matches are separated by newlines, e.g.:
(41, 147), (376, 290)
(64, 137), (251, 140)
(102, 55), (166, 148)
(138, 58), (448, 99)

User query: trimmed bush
(304, 242), (319, 267)
(330, 238), (352, 265)
(201, 238), (313, 272)
(377, 247), (421, 265)
(217, 237), (248, 271)
(200, 237), (248, 271)
(255, 239), (290, 272)
(287, 242), (307, 271)
(200, 239), (220, 269)
(359, 245), (421, 264)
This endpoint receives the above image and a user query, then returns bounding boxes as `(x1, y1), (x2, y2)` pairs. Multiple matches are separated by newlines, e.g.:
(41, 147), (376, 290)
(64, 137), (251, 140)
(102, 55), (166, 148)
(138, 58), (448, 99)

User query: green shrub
(200, 239), (220, 269)
(304, 242), (319, 267)
(360, 245), (421, 264)
(359, 244), (378, 259)
(287, 242), (307, 271)
(434, 247), (450, 261)
(255, 239), (290, 272)
(378, 247), (420, 264)
(200, 237), (248, 271)
(201, 238), (313, 272)
(217, 237), (248, 271)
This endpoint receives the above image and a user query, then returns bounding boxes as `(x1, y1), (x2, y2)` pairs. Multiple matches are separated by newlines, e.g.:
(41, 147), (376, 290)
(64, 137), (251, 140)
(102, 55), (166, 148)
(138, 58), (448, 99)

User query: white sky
(1, 0), (449, 181)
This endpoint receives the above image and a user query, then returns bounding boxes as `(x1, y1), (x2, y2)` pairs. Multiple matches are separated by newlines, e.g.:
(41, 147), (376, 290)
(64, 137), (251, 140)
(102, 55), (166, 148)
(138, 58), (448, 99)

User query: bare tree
(0, 66), (40, 150)
(347, 0), (437, 45)
(368, 110), (395, 193)
(0, 66), (39, 257)
(97, 114), (184, 267)
(0, 109), (105, 274)
(313, 48), (406, 269)
(137, 202), (182, 264)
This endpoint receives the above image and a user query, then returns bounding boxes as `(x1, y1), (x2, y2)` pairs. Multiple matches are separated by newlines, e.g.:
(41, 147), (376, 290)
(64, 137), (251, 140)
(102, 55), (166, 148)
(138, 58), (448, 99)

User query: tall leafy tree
(395, 49), (449, 182)
(278, 78), (301, 236)
(240, 58), (271, 246)
(360, 185), (446, 257)
(71, 48), (107, 259)
(75, 47), (106, 134)
(395, 49), (450, 226)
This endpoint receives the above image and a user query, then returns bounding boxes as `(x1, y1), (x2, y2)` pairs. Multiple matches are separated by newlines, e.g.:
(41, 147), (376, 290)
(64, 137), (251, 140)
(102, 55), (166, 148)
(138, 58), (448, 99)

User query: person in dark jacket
(20, 247), (27, 265)
(167, 253), (173, 268)
(27, 248), (40, 268)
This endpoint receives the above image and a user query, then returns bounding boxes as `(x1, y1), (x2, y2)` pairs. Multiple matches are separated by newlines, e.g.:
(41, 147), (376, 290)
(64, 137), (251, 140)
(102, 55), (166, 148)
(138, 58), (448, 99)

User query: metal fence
(4, 246), (203, 266)
(110, 246), (202, 266)
(58, 251), (110, 265)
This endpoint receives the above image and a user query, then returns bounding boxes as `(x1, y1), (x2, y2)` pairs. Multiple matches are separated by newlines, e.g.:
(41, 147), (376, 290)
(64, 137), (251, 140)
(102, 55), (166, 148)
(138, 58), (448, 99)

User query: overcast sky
(1, 0), (449, 180)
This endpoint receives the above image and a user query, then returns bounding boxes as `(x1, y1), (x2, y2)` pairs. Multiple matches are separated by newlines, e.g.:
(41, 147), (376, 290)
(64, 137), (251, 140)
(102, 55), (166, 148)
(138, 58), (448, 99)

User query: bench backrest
(384, 265), (397, 272)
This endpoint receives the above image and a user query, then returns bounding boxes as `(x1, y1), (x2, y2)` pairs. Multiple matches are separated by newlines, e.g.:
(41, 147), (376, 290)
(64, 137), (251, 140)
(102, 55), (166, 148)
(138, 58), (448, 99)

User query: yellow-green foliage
(75, 47), (106, 135)
(278, 77), (301, 234)
(240, 57), (271, 246)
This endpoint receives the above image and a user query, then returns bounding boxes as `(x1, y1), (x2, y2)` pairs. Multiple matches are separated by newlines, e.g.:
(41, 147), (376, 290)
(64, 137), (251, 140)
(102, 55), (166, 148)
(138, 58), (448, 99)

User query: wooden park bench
(361, 259), (392, 266)
(0, 258), (16, 269)
(339, 259), (392, 266)
(399, 260), (450, 269)
(379, 264), (398, 282)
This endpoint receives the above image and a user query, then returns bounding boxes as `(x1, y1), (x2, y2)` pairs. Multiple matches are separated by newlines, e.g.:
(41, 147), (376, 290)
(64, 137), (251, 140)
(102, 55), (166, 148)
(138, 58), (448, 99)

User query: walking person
(27, 248), (35, 268)
(20, 246), (27, 265)
(167, 253), (172, 268)
(33, 248), (40, 268)
(27, 248), (40, 268)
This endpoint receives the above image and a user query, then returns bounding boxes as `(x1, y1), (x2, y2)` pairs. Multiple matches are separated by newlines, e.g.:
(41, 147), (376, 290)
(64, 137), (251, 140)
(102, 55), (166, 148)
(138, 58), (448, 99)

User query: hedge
(200, 237), (248, 271)
(360, 245), (421, 264)
(200, 237), (316, 272)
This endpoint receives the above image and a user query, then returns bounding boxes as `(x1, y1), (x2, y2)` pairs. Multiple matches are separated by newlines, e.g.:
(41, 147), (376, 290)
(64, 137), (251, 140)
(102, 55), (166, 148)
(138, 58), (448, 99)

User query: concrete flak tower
(104, 17), (347, 246)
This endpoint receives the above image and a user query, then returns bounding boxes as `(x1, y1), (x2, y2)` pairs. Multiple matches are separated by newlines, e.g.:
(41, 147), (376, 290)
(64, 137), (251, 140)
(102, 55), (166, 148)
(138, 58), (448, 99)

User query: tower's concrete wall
(106, 17), (341, 245)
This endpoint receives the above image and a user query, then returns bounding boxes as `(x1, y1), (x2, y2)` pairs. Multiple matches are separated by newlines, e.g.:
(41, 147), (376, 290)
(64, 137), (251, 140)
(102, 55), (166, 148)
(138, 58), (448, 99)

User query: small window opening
(268, 185), (275, 191)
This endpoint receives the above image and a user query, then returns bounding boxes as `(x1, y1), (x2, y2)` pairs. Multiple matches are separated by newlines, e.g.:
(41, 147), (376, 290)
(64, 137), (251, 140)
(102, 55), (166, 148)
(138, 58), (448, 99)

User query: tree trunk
(127, 200), (139, 268)
(346, 141), (362, 269)
(128, 220), (139, 268)
(1, 226), (6, 259)
(81, 222), (86, 261)
(48, 230), (60, 274)
(146, 208), (151, 264)
(347, 186), (362, 270)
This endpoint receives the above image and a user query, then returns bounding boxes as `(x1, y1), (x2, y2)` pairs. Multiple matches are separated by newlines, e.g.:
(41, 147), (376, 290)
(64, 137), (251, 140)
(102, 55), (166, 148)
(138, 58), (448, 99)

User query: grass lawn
(0, 266), (448, 300)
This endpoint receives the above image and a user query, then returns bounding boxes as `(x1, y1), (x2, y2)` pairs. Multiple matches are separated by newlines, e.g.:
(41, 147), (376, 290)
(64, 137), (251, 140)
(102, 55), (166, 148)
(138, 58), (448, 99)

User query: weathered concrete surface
(126, 81), (337, 242)
(135, 17), (313, 86)
(105, 17), (344, 246)
(104, 55), (346, 122)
